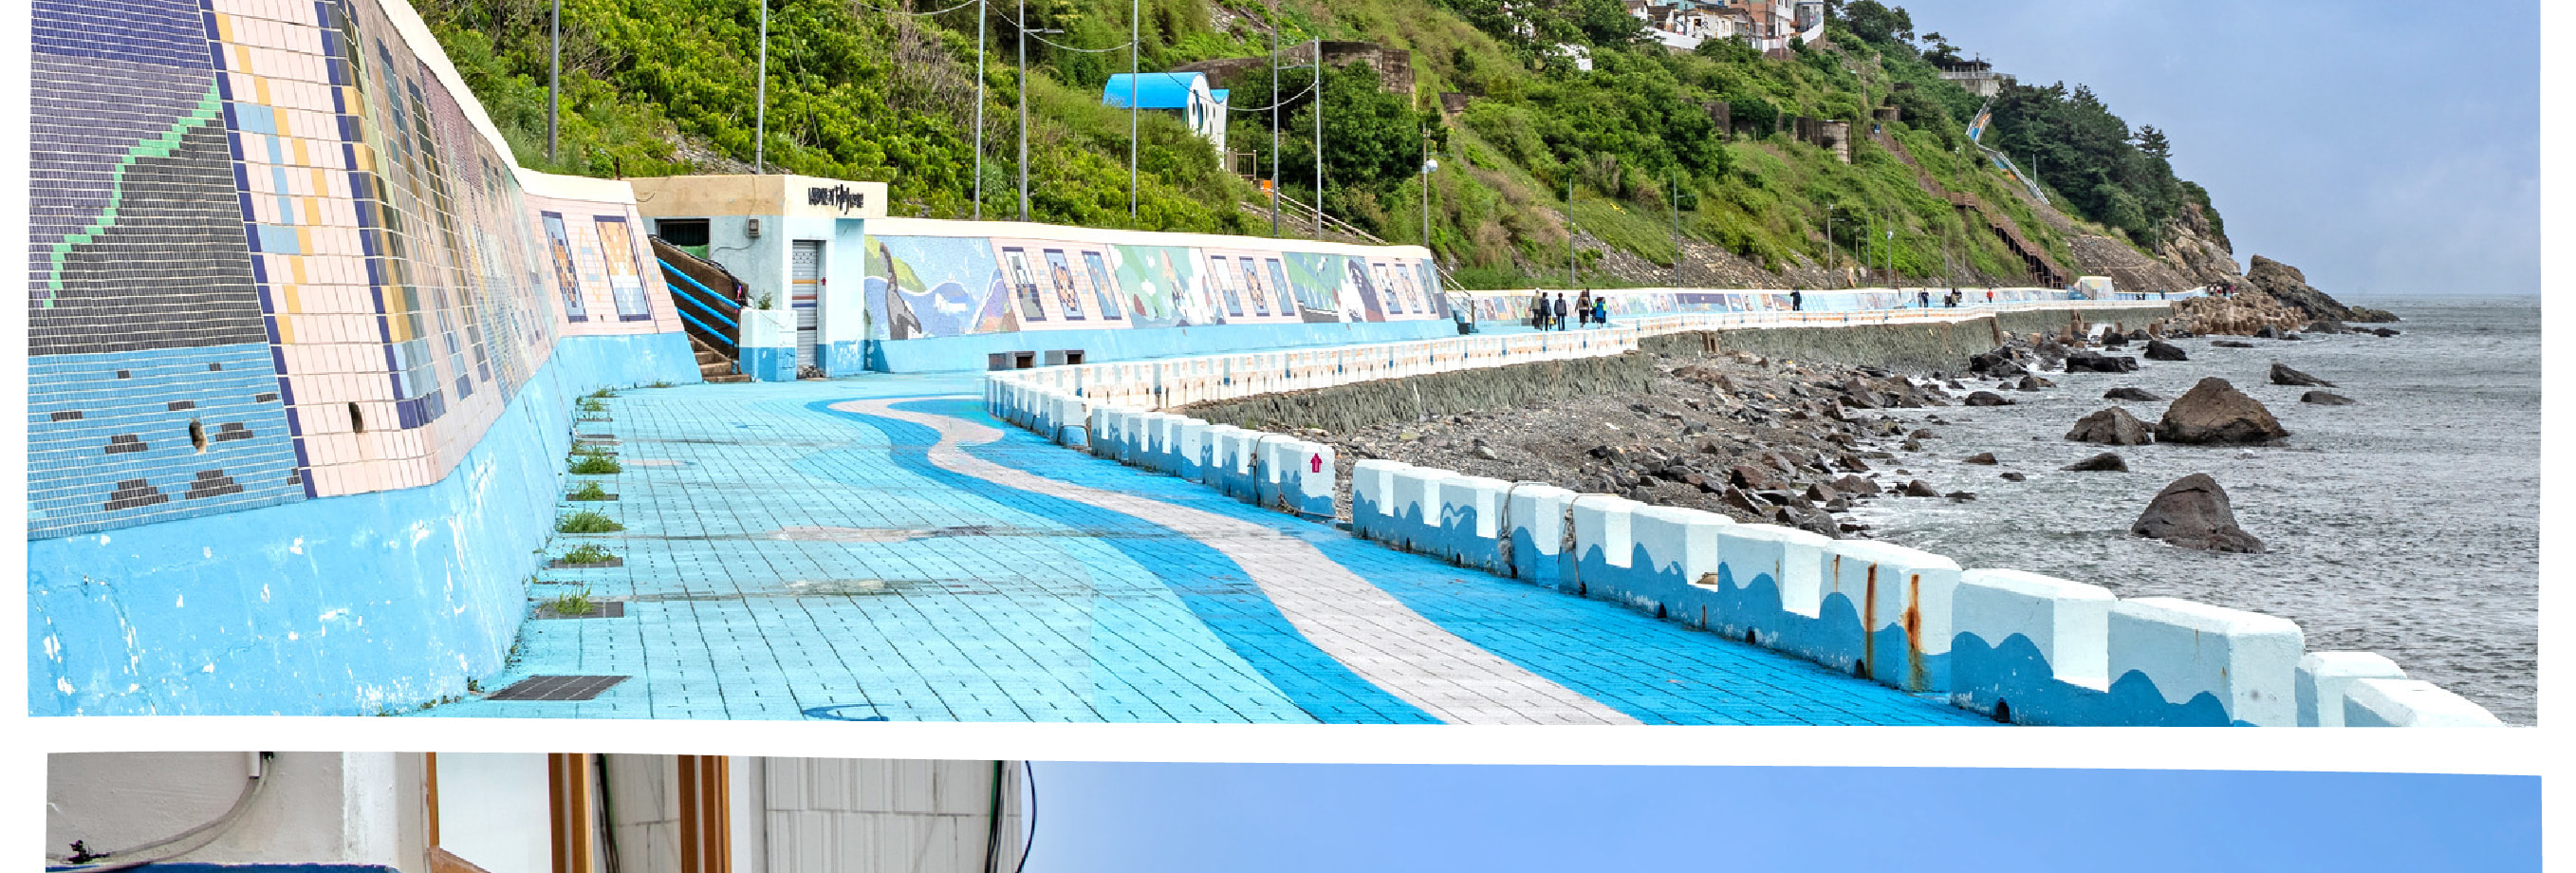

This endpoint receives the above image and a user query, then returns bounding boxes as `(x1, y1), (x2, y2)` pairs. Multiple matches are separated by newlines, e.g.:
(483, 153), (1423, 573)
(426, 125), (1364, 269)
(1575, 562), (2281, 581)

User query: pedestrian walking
(1789, 288), (1804, 312)
(1576, 288), (1594, 328)
(1592, 296), (1607, 327)
(1530, 291), (1548, 329)
(1985, 288), (1994, 305)
(1918, 288), (1931, 308)
(1552, 292), (1569, 331)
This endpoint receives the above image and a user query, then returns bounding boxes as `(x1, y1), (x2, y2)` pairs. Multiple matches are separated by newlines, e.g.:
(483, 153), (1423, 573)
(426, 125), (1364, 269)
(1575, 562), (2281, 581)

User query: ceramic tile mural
(863, 233), (1447, 342)
(27, 0), (682, 539)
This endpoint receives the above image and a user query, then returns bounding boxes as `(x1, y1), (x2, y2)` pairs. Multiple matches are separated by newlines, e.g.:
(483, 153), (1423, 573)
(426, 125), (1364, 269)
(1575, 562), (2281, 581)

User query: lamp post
(754, 0), (768, 173)
(1017, 7), (1062, 222)
(1128, 0), (1137, 217)
(1311, 38), (1323, 239)
(1420, 130), (1436, 250)
(547, 0), (559, 162)
(973, 0), (985, 218)
(1668, 168), (1681, 288)
(1564, 173), (1575, 288)
(1269, 0), (1280, 234)
(1825, 204), (1838, 288)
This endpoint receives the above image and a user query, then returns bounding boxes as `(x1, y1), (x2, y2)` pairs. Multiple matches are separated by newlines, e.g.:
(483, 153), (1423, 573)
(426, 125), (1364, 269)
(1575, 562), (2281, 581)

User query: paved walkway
(417, 378), (1990, 725)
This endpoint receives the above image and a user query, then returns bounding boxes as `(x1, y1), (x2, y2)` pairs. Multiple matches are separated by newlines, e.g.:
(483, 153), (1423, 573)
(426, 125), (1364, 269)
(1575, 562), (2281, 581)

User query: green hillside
(417, 0), (2215, 288)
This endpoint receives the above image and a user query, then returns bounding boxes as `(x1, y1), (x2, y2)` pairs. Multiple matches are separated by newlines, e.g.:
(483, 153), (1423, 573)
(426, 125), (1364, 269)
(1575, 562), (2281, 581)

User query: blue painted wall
(28, 332), (697, 716)
(871, 318), (1461, 372)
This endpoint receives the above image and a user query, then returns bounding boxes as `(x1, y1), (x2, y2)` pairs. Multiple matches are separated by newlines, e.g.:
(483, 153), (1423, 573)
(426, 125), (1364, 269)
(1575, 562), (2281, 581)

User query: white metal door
(791, 240), (824, 372)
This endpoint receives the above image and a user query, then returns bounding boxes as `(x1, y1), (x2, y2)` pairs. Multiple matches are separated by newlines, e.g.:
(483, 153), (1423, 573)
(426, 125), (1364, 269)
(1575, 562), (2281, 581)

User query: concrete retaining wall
(30, 333), (695, 716)
(982, 295), (2494, 727)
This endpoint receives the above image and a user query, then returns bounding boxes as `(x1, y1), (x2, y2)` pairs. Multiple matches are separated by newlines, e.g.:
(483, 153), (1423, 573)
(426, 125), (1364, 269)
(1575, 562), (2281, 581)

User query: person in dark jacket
(1789, 288), (1804, 312)
(1552, 293), (1569, 330)
(1575, 289), (1593, 328)
(1531, 291), (1549, 328)
(1591, 296), (1608, 327)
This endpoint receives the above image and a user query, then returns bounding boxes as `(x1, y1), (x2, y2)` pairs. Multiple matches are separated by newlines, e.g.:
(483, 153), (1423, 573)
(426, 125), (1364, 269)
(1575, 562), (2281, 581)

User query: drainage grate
(487, 675), (628, 701)
(533, 600), (626, 619)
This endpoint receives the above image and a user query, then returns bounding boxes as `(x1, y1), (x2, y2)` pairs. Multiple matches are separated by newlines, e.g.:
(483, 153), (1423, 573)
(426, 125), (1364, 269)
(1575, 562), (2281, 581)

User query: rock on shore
(2157, 378), (2289, 445)
(2131, 474), (2265, 552)
(2066, 407), (2154, 446)
(2270, 362), (2335, 387)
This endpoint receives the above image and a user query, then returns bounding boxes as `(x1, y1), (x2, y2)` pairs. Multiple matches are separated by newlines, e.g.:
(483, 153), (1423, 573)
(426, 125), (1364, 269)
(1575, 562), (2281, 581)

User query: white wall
(46, 752), (420, 870)
(435, 753), (554, 873)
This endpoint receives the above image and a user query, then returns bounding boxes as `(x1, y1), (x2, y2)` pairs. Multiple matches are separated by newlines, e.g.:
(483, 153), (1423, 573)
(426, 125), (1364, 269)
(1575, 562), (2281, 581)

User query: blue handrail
(658, 257), (740, 329)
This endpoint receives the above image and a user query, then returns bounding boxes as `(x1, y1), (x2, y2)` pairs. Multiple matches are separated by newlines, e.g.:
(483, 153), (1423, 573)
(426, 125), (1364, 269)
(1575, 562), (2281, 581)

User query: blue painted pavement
(415, 378), (1991, 725)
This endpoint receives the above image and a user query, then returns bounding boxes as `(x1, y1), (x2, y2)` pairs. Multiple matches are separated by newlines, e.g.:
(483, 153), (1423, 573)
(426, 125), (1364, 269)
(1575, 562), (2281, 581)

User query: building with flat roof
(1103, 72), (1231, 159)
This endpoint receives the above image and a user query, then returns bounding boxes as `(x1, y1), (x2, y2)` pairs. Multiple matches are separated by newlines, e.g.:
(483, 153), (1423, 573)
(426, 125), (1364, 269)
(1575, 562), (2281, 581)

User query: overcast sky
(1899, 0), (2538, 296)
(1027, 763), (2540, 872)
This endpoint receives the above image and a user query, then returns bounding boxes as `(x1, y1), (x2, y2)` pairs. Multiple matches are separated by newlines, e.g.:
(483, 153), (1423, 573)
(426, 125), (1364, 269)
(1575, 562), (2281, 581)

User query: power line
(1224, 79), (1316, 113)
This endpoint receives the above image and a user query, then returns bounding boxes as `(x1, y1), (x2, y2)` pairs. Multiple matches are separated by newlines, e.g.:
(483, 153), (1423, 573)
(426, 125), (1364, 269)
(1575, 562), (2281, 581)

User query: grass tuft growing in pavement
(556, 510), (624, 534)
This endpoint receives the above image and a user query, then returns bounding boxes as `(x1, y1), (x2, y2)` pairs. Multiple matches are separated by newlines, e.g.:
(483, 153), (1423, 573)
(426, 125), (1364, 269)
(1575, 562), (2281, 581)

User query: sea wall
(985, 297), (2499, 727)
(28, 0), (696, 715)
(862, 217), (1447, 372)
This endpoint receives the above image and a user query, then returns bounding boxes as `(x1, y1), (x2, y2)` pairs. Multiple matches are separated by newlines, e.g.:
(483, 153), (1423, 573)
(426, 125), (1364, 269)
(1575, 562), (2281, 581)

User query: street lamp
(1017, 7), (1062, 222)
(753, 0), (769, 173)
(973, 0), (986, 218)
(1420, 136), (1436, 250)
(1825, 203), (1839, 288)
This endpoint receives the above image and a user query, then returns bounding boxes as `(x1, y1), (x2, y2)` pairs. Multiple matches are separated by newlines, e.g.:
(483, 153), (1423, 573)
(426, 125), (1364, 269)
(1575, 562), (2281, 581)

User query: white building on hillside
(1103, 72), (1231, 162)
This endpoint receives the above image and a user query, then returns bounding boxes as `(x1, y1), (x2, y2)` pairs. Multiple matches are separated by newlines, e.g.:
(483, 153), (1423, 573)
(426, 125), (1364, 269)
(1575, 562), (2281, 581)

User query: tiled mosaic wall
(863, 232), (1447, 342)
(28, 0), (682, 540)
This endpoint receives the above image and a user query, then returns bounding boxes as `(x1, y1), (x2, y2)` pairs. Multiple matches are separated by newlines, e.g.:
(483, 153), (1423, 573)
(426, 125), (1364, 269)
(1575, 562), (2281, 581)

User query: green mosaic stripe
(39, 84), (229, 307)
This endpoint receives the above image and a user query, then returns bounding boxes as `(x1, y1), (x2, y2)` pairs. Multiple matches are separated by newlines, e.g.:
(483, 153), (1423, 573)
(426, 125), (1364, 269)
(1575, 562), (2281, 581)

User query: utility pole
(1825, 204), (1836, 288)
(1668, 168), (1681, 288)
(1419, 127), (1433, 249)
(1311, 38), (1323, 239)
(754, 0), (769, 173)
(1269, 0), (1279, 234)
(1565, 173), (1576, 288)
(1017, 6), (1061, 222)
(547, 0), (559, 162)
(973, 0), (985, 219)
(1128, 0), (1138, 217)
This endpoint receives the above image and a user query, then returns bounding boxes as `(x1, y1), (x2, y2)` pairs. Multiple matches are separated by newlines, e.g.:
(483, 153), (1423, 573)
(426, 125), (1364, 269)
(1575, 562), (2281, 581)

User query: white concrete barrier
(2109, 598), (2304, 727)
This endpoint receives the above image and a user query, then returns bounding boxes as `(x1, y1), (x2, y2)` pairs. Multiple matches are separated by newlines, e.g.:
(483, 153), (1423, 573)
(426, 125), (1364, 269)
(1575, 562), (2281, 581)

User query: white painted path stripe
(842, 398), (1641, 726)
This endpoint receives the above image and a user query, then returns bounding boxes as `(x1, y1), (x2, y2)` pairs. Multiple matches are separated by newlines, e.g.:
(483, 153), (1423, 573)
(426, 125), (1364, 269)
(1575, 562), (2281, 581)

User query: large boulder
(2131, 474), (2265, 552)
(2065, 452), (2129, 473)
(2270, 362), (2335, 387)
(1969, 350), (2029, 377)
(2066, 407), (2155, 445)
(2103, 386), (2162, 401)
(2063, 351), (2140, 373)
(2158, 377), (2289, 445)
(1964, 391), (2015, 407)
(2142, 339), (2189, 362)
(2301, 391), (2357, 406)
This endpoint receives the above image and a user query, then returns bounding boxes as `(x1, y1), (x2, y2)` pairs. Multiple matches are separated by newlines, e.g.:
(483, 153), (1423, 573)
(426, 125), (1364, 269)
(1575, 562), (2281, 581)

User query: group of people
(1917, 288), (1987, 308)
(1529, 289), (1613, 330)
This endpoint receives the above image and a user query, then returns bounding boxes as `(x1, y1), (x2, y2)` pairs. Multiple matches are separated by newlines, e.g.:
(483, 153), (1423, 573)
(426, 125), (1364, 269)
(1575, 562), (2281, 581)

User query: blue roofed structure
(1103, 72), (1231, 162)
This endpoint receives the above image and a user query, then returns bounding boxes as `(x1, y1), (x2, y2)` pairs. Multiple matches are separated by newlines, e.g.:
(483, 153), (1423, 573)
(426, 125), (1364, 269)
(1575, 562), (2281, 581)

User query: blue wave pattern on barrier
(961, 401), (1985, 726)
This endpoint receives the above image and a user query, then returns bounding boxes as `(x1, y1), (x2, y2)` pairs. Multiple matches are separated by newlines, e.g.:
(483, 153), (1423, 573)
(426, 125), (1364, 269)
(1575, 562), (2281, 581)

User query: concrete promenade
(417, 376), (1990, 725)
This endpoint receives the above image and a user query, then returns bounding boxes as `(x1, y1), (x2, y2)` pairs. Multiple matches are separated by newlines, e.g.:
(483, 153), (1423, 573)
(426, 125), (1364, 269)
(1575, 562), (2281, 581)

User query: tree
(2135, 125), (2171, 160)
(1839, 0), (1914, 48)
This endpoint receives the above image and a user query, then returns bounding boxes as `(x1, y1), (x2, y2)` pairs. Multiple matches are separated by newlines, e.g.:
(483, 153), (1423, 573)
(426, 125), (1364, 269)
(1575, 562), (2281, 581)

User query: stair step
(703, 374), (752, 383)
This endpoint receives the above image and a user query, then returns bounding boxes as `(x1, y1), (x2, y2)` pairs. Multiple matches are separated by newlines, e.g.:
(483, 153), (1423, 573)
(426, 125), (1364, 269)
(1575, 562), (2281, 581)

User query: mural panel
(862, 232), (1445, 342)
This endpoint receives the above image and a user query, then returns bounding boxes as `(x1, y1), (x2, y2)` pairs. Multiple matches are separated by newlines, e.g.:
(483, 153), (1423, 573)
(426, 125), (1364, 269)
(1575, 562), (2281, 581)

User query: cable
(1011, 761), (1039, 873)
(1224, 79), (1316, 113)
(991, 11), (1137, 52)
(50, 752), (275, 873)
(981, 761), (1006, 873)
(845, 0), (978, 15)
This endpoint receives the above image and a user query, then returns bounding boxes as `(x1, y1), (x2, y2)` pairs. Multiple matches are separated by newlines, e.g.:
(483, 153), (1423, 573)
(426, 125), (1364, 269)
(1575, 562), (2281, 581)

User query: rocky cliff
(2242, 255), (2399, 323)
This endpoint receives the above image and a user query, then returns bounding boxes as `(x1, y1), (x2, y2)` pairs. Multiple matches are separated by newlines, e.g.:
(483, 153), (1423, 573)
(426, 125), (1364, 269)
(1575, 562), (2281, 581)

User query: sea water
(1858, 296), (2539, 723)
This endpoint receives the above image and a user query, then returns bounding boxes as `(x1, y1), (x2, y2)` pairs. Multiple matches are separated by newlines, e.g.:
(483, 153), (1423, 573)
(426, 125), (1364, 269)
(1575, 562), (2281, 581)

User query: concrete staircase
(694, 335), (749, 383)
(1874, 128), (2070, 287)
